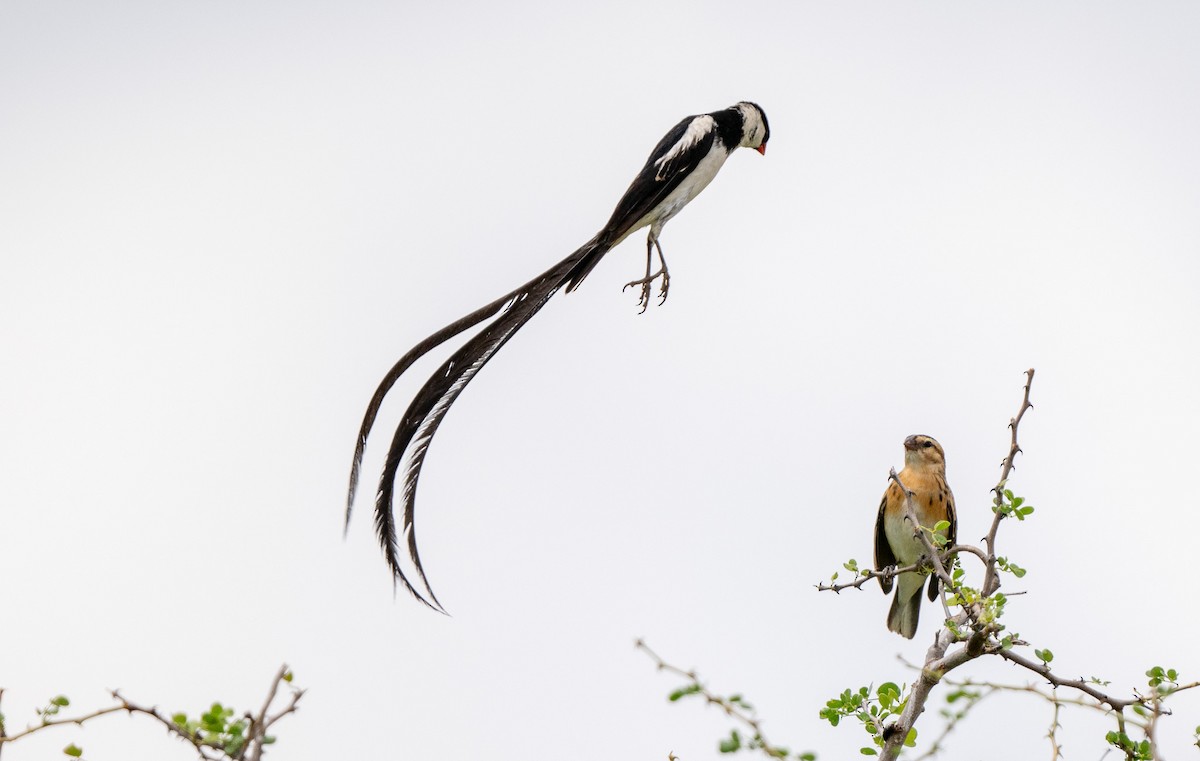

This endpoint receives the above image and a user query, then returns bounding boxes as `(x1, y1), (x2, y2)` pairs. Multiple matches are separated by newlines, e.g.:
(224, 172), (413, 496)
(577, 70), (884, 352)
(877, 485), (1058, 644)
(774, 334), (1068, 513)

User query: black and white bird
(346, 101), (770, 610)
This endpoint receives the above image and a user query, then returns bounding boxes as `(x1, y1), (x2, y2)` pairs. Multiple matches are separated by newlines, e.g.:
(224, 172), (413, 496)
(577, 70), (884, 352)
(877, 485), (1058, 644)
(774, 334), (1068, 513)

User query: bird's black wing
(874, 493), (895, 593)
(563, 114), (719, 291)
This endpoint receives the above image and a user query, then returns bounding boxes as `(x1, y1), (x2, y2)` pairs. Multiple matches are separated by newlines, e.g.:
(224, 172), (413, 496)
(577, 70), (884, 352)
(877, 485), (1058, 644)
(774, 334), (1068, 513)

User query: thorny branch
(0, 664), (302, 761)
(981, 368), (1035, 597)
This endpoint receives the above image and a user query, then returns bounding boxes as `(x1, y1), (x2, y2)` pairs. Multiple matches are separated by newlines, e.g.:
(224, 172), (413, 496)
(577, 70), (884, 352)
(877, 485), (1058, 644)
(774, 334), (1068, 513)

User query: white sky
(3, 2), (1199, 760)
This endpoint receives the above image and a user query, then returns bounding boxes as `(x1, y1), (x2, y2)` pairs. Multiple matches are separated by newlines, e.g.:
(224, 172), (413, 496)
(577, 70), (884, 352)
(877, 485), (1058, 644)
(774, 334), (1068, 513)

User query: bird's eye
(922, 441), (934, 449)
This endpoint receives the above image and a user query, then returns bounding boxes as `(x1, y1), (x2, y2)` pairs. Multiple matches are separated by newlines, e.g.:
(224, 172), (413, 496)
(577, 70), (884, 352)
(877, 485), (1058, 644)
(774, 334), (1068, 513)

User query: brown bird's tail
(886, 572), (928, 639)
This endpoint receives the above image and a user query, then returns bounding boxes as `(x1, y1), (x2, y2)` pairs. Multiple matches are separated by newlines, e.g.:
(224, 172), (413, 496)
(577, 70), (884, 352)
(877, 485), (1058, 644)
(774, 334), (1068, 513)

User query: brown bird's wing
(927, 483), (957, 602)
(946, 490), (957, 546)
(874, 492), (895, 593)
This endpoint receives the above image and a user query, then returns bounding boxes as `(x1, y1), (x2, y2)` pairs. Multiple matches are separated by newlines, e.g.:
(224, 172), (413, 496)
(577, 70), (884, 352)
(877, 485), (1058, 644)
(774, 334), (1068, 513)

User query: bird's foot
(622, 269), (669, 313)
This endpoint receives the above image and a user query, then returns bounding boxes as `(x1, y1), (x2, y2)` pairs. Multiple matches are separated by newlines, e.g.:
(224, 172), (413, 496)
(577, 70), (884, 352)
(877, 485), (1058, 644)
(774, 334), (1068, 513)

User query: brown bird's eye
(922, 441), (934, 448)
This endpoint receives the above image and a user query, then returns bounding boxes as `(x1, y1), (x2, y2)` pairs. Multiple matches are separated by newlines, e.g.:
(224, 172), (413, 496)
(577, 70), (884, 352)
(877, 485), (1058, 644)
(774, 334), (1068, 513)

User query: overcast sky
(3, 2), (1199, 760)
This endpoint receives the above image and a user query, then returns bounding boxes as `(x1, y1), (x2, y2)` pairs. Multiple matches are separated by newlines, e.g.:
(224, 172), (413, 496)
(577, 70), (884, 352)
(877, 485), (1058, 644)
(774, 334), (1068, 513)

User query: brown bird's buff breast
(883, 468), (952, 565)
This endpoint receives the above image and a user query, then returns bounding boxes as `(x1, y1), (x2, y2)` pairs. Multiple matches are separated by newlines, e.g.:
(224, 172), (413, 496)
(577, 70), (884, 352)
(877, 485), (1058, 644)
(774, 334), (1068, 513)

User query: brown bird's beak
(903, 435), (919, 451)
(756, 143), (767, 156)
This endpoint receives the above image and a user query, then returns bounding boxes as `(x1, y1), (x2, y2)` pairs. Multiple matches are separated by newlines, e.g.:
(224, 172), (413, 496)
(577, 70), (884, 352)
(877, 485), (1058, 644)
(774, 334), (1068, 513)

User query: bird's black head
(735, 101), (770, 155)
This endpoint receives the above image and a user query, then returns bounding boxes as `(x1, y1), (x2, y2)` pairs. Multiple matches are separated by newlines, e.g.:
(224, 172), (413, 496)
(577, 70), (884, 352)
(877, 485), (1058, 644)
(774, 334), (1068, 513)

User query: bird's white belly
(884, 509), (927, 566)
(634, 147), (730, 239)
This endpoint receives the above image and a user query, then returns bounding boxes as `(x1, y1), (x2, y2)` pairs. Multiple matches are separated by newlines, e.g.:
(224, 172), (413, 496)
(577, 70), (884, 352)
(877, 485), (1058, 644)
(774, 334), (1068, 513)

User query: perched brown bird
(874, 435), (957, 639)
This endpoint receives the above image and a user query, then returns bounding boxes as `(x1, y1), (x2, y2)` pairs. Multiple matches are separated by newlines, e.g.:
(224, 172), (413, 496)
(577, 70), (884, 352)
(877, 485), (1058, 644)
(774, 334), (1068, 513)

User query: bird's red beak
(756, 143), (767, 156)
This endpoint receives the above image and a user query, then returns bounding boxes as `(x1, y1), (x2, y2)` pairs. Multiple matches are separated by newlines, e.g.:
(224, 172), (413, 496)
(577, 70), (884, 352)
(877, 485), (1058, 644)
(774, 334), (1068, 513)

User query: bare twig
(815, 562), (923, 593)
(0, 703), (132, 745)
(245, 664), (304, 761)
(1047, 688), (1063, 761)
(635, 639), (789, 759)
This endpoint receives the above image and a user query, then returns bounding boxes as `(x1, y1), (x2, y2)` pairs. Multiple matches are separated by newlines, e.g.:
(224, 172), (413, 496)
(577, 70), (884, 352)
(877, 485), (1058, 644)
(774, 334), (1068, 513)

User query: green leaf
(719, 729), (742, 753)
(904, 728), (918, 747)
(63, 744), (83, 758)
(859, 748), (877, 756)
(800, 754), (817, 761)
(283, 671), (294, 683)
(51, 696), (70, 707)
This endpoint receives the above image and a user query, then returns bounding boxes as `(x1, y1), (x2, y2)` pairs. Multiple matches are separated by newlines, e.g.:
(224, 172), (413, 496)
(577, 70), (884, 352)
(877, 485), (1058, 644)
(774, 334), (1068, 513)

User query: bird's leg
(652, 238), (670, 305)
(622, 235), (670, 312)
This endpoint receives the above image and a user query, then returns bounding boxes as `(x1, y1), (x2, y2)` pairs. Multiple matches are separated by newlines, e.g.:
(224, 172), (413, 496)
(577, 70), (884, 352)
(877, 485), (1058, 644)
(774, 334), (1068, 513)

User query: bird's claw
(623, 269), (669, 313)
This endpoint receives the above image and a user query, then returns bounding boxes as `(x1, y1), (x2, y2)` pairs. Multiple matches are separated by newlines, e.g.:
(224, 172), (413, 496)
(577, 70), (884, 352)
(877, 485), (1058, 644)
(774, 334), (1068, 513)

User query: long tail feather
(346, 289), (524, 531)
(561, 232), (611, 293)
(353, 238), (607, 609)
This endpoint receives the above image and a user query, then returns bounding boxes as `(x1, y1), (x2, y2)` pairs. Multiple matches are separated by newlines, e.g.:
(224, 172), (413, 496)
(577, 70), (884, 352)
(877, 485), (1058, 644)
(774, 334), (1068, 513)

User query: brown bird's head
(903, 434), (946, 472)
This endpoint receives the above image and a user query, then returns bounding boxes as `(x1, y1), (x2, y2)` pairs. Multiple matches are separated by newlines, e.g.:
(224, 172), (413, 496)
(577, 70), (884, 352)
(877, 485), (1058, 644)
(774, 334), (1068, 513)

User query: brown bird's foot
(622, 268), (670, 313)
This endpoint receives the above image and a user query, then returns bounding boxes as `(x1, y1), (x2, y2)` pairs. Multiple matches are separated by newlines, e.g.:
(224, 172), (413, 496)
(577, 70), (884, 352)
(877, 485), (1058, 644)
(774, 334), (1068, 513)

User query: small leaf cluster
(1144, 665), (1178, 691)
(995, 556), (1026, 578)
(171, 702), (267, 755)
(1105, 729), (1152, 760)
(993, 488), (1034, 521)
(829, 558), (866, 585)
(37, 695), (71, 723)
(929, 520), (952, 548)
(819, 684), (914, 756)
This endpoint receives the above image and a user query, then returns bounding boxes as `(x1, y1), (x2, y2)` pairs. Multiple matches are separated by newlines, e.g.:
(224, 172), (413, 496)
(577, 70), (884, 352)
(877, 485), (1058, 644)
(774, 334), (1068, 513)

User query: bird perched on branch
(346, 101), (771, 611)
(874, 435), (957, 638)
